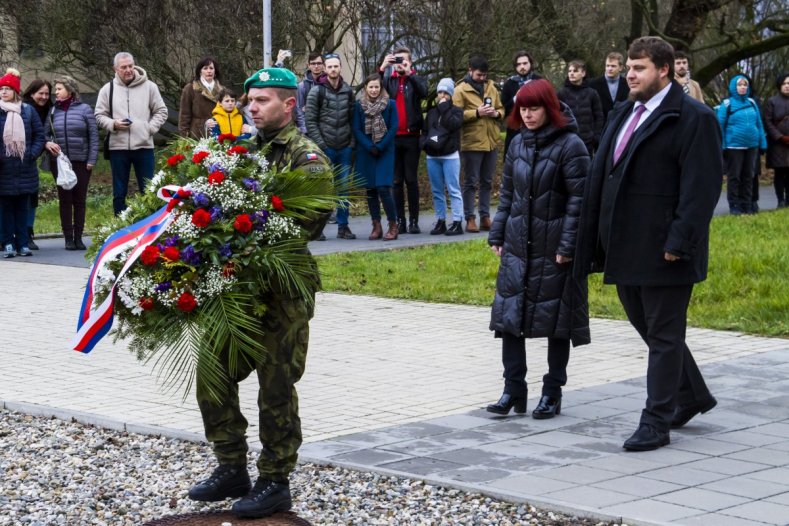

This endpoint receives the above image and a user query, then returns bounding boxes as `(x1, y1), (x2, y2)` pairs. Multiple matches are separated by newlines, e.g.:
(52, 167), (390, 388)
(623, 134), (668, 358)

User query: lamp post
(263, 0), (272, 67)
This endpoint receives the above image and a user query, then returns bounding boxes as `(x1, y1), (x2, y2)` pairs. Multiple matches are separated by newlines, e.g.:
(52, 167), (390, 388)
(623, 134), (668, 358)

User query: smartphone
(484, 97), (492, 106)
(394, 56), (404, 64)
(123, 118), (133, 125)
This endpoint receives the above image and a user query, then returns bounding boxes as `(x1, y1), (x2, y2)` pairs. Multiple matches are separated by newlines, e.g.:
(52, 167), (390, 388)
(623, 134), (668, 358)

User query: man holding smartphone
(379, 47), (428, 234)
(95, 52), (168, 215)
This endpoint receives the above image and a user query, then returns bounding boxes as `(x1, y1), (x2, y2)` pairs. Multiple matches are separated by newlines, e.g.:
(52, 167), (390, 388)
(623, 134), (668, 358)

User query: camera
(484, 97), (492, 106)
(394, 56), (404, 64)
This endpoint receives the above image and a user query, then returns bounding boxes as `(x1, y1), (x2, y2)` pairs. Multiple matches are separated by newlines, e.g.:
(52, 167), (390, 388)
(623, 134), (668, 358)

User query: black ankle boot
(188, 464), (251, 502)
(430, 220), (446, 235)
(445, 221), (463, 236)
(486, 392), (527, 415)
(532, 395), (561, 419)
(74, 237), (87, 250)
(27, 228), (39, 250)
(397, 218), (407, 234)
(408, 219), (421, 234)
(231, 477), (292, 518)
(64, 236), (77, 251)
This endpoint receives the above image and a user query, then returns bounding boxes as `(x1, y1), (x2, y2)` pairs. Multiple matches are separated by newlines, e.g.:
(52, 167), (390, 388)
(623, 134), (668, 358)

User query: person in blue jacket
(0, 68), (45, 258)
(717, 74), (767, 214)
(352, 74), (399, 241)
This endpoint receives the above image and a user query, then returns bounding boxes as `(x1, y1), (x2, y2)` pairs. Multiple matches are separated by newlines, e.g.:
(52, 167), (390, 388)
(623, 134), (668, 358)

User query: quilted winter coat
(488, 107), (591, 346)
(0, 103), (45, 196)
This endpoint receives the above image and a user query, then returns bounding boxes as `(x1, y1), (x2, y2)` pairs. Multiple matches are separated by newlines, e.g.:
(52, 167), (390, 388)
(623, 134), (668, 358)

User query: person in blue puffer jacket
(44, 75), (98, 250)
(0, 68), (45, 258)
(717, 74), (767, 214)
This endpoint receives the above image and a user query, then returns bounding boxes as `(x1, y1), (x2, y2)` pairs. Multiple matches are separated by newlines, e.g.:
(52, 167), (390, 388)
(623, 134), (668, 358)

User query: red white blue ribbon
(72, 185), (191, 353)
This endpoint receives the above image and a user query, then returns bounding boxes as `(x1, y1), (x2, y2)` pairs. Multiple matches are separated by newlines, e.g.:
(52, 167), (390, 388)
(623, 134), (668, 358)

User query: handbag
(56, 153), (78, 190)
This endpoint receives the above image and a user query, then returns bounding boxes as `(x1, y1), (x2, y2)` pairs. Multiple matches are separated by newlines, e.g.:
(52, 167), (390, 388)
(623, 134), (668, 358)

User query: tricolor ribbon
(71, 185), (192, 353)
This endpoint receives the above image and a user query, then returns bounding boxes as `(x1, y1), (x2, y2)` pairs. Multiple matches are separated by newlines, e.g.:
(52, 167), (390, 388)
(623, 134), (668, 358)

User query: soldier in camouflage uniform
(188, 68), (331, 520)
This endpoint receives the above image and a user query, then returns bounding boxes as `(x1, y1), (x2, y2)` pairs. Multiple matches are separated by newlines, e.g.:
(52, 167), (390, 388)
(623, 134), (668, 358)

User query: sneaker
(327, 211), (338, 224)
(17, 247), (33, 257)
(232, 477), (292, 519)
(3, 244), (15, 258)
(188, 464), (251, 502)
(429, 220), (446, 235)
(445, 221), (464, 236)
(337, 225), (357, 239)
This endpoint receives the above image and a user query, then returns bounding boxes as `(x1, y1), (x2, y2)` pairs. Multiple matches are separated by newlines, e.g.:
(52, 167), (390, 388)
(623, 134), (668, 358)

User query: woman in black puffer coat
(487, 79), (591, 419)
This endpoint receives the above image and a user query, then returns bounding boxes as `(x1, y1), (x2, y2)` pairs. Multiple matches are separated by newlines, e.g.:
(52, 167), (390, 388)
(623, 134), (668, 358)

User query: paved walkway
(1, 254), (788, 524)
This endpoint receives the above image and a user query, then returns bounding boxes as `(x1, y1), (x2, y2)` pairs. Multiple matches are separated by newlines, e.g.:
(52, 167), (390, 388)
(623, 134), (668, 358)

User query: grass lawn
(318, 209), (789, 337)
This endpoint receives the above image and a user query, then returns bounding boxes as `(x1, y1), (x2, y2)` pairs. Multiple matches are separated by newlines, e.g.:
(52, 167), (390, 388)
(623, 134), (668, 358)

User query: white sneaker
(3, 244), (15, 258)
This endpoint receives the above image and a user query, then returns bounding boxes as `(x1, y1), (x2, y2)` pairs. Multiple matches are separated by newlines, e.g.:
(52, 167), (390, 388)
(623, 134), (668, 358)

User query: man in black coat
(574, 37), (722, 451)
(558, 60), (604, 155)
(501, 50), (542, 155)
(588, 52), (629, 119)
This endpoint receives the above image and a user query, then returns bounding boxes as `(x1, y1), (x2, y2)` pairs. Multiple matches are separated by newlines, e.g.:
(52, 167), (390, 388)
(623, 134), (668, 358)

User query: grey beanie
(436, 77), (455, 97)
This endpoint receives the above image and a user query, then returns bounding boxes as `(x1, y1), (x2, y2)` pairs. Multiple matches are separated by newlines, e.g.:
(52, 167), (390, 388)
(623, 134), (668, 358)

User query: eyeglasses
(309, 61), (324, 66)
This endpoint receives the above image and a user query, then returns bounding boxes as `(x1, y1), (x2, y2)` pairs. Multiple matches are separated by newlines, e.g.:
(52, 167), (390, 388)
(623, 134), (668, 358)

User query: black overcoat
(489, 109), (591, 346)
(574, 81), (723, 286)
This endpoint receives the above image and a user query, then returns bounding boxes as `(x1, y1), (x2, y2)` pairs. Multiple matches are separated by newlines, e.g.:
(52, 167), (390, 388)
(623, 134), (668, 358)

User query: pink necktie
(613, 104), (646, 164)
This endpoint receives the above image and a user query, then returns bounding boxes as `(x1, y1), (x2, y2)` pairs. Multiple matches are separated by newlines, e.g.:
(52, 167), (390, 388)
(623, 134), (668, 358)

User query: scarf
(55, 96), (75, 111)
(0, 100), (25, 158)
(360, 91), (390, 143)
(681, 72), (692, 94)
(463, 74), (485, 97)
(510, 72), (535, 88)
(193, 79), (221, 103)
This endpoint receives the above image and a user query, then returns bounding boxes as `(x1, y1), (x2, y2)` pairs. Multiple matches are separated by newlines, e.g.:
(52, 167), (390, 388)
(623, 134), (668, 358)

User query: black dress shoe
(232, 477), (292, 519)
(188, 464), (251, 502)
(532, 395), (561, 419)
(486, 393), (527, 415)
(671, 396), (717, 428)
(623, 424), (670, 451)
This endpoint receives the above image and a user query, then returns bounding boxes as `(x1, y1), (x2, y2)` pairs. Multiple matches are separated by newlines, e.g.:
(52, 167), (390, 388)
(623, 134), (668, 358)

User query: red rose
(139, 297), (155, 311)
(192, 151), (210, 164)
(271, 195), (285, 212)
(228, 145), (248, 156)
(207, 171), (225, 185)
(222, 261), (236, 278)
(191, 209), (211, 228)
(167, 154), (185, 166)
(233, 214), (253, 233)
(140, 245), (160, 266)
(162, 246), (180, 262)
(176, 292), (197, 312)
(217, 133), (236, 144)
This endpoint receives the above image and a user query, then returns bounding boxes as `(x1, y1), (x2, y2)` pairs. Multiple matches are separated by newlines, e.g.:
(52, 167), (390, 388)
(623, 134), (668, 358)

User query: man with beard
(574, 36), (722, 451)
(501, 50), (542, 154)
(673, 51), (704, 103)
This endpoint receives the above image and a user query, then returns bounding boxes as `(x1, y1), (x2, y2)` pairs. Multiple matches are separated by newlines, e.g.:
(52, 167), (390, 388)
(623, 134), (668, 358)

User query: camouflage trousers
(195, 295), (314, 482)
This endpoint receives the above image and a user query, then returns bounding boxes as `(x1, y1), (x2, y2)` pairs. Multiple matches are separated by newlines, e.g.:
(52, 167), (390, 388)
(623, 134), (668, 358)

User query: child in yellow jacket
(210, 88), (253, 139)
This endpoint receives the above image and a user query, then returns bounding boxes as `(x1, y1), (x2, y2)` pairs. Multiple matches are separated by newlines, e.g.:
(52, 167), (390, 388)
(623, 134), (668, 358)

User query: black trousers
(774, 166), (789, 203)
(501, 333), (570, 398)
(393, 135), (421, 223)
(616, 284), (712, 432)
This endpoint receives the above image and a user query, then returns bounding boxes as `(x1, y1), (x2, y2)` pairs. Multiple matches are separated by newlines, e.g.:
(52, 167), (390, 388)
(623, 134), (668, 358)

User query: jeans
(110, 148), (155, 215)
(501, 333), (570, 398)
(724, 148), (757, 213)
(426, 157), (463, 221)
(325, 146), (353, 226)
(366, 186), (397, 222)
(461, 150), (498, 219)
(0, 194), (31, 248)
(394, 135), (421, 222)
(53, 160), (91, 238)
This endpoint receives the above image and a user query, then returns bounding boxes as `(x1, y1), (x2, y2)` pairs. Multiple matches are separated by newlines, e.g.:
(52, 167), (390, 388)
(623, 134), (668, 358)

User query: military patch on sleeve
(308, 165), (325, 173)
(306, 153), (318, 160)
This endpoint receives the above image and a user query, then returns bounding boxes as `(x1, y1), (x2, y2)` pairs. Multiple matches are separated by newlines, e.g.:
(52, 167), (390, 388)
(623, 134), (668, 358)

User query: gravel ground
(0, 410), (627, 525)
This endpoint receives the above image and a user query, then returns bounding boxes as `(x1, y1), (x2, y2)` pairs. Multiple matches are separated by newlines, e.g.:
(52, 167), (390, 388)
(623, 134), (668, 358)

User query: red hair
(507, 79), (567, 130)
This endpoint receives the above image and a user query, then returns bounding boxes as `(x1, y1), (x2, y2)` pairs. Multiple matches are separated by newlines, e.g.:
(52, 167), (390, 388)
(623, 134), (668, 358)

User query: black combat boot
(188, 464), (251, 502)
(232, 477), (292, 518)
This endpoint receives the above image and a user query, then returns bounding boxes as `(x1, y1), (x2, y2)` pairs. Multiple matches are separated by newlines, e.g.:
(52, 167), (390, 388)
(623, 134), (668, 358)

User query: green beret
(244, 67), (298, 93)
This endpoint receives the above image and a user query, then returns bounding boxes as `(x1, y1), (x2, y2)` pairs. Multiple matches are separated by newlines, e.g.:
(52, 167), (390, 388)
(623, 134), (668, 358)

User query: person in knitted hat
(423, 77), (464, 235)
(0, 68), (46, 258)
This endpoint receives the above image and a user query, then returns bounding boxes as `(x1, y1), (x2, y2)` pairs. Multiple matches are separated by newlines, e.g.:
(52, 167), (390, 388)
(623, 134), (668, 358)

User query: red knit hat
(0, 68), (21, 94)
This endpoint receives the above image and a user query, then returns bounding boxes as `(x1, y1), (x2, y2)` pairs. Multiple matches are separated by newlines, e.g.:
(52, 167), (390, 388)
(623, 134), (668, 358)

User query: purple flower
(207, 163), (225, 174)
(209, 205), (223, 221)
(252, 210), (269, 231)
(192, 192), (210, 208)
(156, 243), (166, 251)
(243, 178), (260, 192)
(164, 236), (180, 247)
(181, 245), (202, 265)
(155, 281), (172, 293)
(220, 243), (232, 258)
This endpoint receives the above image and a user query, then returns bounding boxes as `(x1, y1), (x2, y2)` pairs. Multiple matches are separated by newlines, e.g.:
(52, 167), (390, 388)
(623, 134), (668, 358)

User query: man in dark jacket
(379, 47), (428, 234)
(588, 52), (629, 119)
(574, 37), (722, 451)
(305, 53), (356, 239)
(558, 60), (604, 155)
(501, 50), (542, 154)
